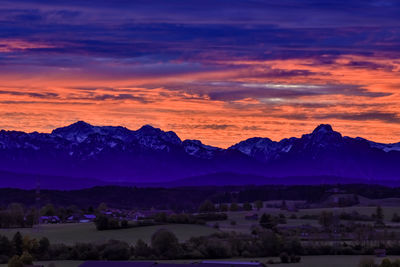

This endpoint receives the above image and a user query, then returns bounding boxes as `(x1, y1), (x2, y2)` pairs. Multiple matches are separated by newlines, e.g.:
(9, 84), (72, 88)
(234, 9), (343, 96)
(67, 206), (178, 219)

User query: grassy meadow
(1, 256), (399, 267)
(0, 223), (218, 245)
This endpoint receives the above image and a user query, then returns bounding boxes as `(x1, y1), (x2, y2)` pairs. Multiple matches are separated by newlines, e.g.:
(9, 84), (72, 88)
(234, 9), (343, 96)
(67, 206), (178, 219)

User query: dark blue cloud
(1, 0), (399, 63)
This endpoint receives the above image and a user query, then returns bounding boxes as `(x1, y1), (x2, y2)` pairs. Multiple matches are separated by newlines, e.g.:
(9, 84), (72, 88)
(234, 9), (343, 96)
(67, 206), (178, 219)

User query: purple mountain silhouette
(0, 121), (399, 188)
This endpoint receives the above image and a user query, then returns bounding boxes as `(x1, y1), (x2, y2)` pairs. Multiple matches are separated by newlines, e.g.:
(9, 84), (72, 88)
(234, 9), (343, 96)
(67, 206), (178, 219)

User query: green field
(209, 204), (400, 233)
(0, 223), (218, 245)
(159, 256), (400, 267)
(0, 261), (83, 267)
(1, 256), (398, 267)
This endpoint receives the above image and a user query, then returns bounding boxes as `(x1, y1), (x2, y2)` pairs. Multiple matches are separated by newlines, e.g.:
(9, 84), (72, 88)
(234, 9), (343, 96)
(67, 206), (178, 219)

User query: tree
(41, 204), (55, 217)
(357, 257), (376, 267)
(219, 204), (228, 212)
(381, 258), (392, 267)
(243, 202), (252, 211)
(229, 203), (239, 212)
(280, 252), (289, 263)
(254, 200), (263, 211)
(153, 212), (168, 223)
(19, 251), (33, 265)
(8, 203), (24, 227)
(12, 232), (23, 256)
(280, 200), (287, 210)
(25, 208), (36, 227)
(97, 203), (108, 212)
(151, 229), (180, 259)
(203, 238), (231, 258)
(318, 211), (334, 230)
(101, 240), (130, 261)
(121, 220), (128, 228)
(259, 230), (282, 256)
(375, 206), (384, 226)
(259, 213), (277, 230)
(22, 235), (39, 254)
(392, 213), (400, 223)
(134, 239), (152, 258)
(38, 237), (50, 257)
(198, 200), (215, 213)
(7, 255), (23, 267)
(0, 235), (13, 257)
(392, 259), (400, 267)
(94, 215), (109, 231)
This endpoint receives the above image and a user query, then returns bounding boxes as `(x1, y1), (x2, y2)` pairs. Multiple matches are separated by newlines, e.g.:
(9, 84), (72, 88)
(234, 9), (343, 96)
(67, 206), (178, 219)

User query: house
(79, 214), (96, 223)
(66, 214), (81, 223)
(40, 216), (60, 224)
(79, 261), (265, 267)
(374, 249), (387, 257)
(324, 194), (359, 207)
(244, 213), (259, 220)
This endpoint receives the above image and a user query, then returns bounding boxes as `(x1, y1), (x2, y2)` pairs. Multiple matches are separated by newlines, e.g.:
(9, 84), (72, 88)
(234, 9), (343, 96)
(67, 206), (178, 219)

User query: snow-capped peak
(183, 139), (221, 158)
(51, 121), (98, 143)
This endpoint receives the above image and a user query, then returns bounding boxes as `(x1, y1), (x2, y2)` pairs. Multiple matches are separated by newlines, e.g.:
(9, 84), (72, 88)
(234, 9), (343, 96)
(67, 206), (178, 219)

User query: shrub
(243, 202), (252, 211)
(392, 259), (400, 267)
(121, 220), (129, 228)
(101, 240), (130, 261)
(199, 200), (216, 213)
(358, 257), (376, 267)
(380, 258), (392, 267)
(202, 239), (231, 258)
(151, 229), (180, 259)
(7, 255), (23, 267)
(392, 213), (400, 223)
(19, 251), (33, 265)
(290, 255), (301, 263)
(259, 214), (277, 230)
(279, 252), (289, 263)
(134, 239), (152, 258)
(0, 255), (9, 264)
(266, 259), (275, 264)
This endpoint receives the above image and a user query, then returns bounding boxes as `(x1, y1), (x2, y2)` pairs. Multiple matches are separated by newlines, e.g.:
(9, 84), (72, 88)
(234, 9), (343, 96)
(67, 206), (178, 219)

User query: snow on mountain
(229, 137), (282, 162)
(0, 122), (399, 183)
(362, 139), (400, 152)
(229, 124), (345, 162)
(183, 139), (222, 159)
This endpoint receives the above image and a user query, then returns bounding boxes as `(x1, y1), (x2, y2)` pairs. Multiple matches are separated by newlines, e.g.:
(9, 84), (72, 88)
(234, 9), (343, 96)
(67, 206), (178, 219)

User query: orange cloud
(0, 54), (399, 147)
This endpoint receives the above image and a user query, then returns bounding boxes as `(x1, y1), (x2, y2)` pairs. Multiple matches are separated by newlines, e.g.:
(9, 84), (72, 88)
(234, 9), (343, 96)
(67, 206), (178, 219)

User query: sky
(0, 0), (400, 147)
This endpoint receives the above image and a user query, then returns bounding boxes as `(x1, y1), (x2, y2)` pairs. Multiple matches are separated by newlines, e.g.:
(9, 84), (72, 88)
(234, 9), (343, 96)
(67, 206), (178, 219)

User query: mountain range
(0, 121), (399, 189)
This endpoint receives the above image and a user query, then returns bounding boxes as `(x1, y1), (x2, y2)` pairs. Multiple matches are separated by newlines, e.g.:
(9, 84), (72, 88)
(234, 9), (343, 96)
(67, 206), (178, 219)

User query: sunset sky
(1, 0), (400, 147)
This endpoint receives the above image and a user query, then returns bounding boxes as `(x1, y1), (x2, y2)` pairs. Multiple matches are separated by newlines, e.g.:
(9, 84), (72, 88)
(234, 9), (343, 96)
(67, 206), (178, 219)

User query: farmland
(9, 255), (400, 267)
(0, 223), (218, 245)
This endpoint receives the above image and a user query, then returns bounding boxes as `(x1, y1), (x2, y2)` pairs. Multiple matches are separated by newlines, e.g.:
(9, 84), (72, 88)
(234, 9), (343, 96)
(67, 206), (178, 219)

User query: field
(0, 256), (399, 267)
(3, 199), (400, 266)
(0, 223), (218, 245)
(161, 255), (400, 267)
(0, 261), (83, 267)
(209, 202), (400, 233)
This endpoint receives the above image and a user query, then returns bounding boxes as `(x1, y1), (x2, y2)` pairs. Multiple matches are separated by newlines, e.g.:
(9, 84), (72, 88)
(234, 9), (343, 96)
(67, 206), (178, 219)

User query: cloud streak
(0, 0), (399, 146)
